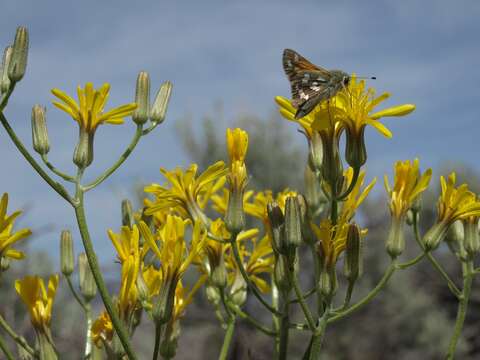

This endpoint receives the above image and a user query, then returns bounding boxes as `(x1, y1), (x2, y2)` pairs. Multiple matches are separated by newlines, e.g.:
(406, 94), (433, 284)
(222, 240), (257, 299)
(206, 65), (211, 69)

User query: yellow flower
(384, 159), (432, 219)
(437, 173), (480, 224)
(226, 128), (248, 163)
(339, 168), (376, 223)
(91, 311), (113, 348)
(312, 219), (366, 268)
(144, 162), (227, 222)
(313, 75), (415, 138)
(0, 193), (32, 261)
(15, 274), (59, 330)
(51, 82), (137, 134)
(226, 236), (274, 293)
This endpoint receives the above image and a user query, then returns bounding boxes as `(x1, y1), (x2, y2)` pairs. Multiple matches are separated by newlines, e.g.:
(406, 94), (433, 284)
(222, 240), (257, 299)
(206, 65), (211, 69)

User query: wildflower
(0, 193), (32, 262)
(339, 168), (376, 223)
(51, 83), (137, 134)
(91, 311), (113, 348)
(144, 162), (227, 224)
(424, 173), (480, 250)
(15, 274), (59, 331)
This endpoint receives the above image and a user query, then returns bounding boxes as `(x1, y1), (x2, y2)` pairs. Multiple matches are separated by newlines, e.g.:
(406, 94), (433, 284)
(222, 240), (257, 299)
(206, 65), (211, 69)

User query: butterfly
(283, 49), (351, 119)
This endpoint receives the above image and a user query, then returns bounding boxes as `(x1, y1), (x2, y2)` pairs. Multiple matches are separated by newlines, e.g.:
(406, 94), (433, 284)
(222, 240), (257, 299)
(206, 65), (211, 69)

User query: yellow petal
(370, 104), (415, 119)
(366, 119), (393, 138)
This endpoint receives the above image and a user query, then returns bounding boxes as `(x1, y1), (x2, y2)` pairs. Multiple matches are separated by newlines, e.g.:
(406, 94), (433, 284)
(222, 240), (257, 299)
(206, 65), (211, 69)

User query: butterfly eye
(343, 76), (350, 86)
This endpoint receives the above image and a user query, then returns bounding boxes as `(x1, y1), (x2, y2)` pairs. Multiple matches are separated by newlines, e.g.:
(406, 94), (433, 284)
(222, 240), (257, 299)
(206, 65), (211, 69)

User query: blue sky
(1, 0), (479, 261)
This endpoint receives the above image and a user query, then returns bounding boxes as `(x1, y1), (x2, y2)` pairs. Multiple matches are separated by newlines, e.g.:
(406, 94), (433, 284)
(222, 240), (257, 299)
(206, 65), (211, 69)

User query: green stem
(329, 262), (396, 323)
(41, 154), (76, 182)
(0, 313), (35, 356)
(446, 261), (474, 359)
(66, 275), (87, 311)
(227, 304), (276, 336)
(396, 253), (426, 270)
(291, 275), (316, 331)
(218, 316), (236, 360)
(83, 125), (143, 191)
(412, 216), (461, 297)
(278, 295), (290, 360)
(84, 303), (93, 360)
(74, 196), (137, 360)
(271, 281), (281, 355)
(152, 323), (162, 360)
(308, 307), (330, 360)
(342, 281), (355, 309)
(0, 332), (14, 360)
(336, 166), (360, 201)
(288, 287), (316, 305)
(229, 235), (281, 315)
(0, 112), (73, 204)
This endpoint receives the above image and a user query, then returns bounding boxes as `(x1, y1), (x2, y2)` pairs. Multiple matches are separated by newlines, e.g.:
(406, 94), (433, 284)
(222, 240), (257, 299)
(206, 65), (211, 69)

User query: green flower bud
(0, 46), (13, 93)
(308, 131), (323, 172)
(153, 278), (177, 325)
(31, 105), (50, 155)
(132, 71), (150, 125)
(445, 220), (465, 258)
(136, 272), (150, 305)
(320, 132), (343, 196)
(345, 127), (367, 169)
(344, 223), (363, 282)
(423, 220), (450, 251)
(0, 256), (10, 272)
(405, 209), (418, 226)
(386, 216), (405, 258)
(205, 284), (221, 305)
(60, 230), (74, 276)
(304, 165), (326, 215)
(296, 194), (316, 244)
(229, 271), (247, 307)
(121, 199), (134, 227)
(267, 201), (285, 254)
(8, 26), (29, 82)
(284, 196), (302, 249)
(150, 81), (172, 124)
(463, 218), (480, 257)
(319, 267), (337, 299)
(225, 187), (245, 233)
(274, 255), (292, 293)
(210, 255), (227, 289)
(73, 128), (94, 168)
(78, 253), (97, 302)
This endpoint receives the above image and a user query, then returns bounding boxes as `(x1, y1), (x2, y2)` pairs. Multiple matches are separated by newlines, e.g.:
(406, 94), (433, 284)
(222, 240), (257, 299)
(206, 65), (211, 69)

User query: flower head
(384, 159), (432, 219)
(144, 162), (227, 223)
(0, 193), (32, 262)
(51, 83), (137, 134)
(15, 274), (59, 331)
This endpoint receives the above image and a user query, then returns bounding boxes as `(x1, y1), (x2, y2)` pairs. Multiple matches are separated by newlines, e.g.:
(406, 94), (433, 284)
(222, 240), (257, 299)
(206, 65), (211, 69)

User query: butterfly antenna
(356, 76), (376, 80)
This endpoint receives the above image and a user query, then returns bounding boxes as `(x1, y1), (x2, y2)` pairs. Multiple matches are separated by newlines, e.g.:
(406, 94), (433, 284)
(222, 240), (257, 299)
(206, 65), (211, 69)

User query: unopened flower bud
(73, 128), (94, 168)
(345, 127), (367, 169)
(319, 268), (337, 299)
(121, 199), (134, 227)
(274, 255), (292, 293)
(423, 220), (450, 251)
(344, 223), (363, 282)
(8, 26), (29, 82)
(0, 256), (10, 272)
(284, 196), (302, 249)
(132, 71), (150, 125)
(446, 221), (465, 257)
(296, 194), (316, 244)
(205, 284), (221, 305)
(308, 131), (323, 172)
(150, 81), (172, 125)
(405, 209), (419, 226)
(31, 105), (50, 155)
(225, 187), (245, 233)
(0, 46), (13, 93)
(210, 256), (227, 289)
(78, 253), (97, 302)
(60, 230), (74, 276)
(386, 217), (405, 258)
(304, 165), (326, 215)
(153, 279), (177, 325)
(320, 133), (343, 195)
(136, 272), (150, 304)
(229, 271), (247, 307)
(267, 201), (285, 254)
(463, 217), (480, 257)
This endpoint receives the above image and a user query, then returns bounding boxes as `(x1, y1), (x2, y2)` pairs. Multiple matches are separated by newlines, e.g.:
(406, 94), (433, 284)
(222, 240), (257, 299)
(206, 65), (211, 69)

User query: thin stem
(227, 303), (276, 337)
(0, 313), (35, 356)
(336, 166), (360, 201)
(152, 323), (162, 360)
(446, 261), (474, 359)
(0, 332), (14, 360)
(218, 316), (236, 360)
(278, 295), (290, 360)
(308, 307), (330, 360)
(83, 125), (143, 191)
(229, 234), (281, 315)
(412, 217), (461, 297)
(396, 252), (426, 270)
(341, 281), (355, 309)
(65, 275), (87, 311)
(288, 287), (316, 305)
(329, 262), (397, 323)
(41, 155), (76, 182)
(291, 275), (316, 332)
(0, 112), (73, 204)
(74, 196), (137, 360)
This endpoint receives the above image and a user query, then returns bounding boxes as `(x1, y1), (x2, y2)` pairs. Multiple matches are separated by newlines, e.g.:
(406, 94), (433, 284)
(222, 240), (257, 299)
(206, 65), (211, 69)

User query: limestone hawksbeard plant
(0, 25), (478, 360)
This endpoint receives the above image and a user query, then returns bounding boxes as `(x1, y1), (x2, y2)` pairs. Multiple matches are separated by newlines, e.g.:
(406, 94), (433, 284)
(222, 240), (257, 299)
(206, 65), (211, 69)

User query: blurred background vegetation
(1, 110), (479, 359)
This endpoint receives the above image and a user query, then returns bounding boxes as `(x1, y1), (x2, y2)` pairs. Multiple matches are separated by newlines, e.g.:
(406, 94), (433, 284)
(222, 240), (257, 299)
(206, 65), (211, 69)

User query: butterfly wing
(283, 49), (334, 115)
